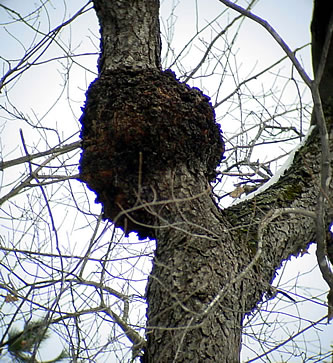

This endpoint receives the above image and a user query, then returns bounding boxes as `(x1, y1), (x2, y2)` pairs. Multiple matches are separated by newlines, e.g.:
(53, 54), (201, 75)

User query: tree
(0, 0), (332, 362)
(79, 0), (333, 361)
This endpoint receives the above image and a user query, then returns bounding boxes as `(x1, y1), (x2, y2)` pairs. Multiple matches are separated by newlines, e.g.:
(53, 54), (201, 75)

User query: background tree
(0, 0), (332, 362)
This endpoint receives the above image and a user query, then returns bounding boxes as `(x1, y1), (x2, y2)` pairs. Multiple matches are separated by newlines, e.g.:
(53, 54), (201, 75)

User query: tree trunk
(144, 166), (245, 361)
(311, 0), (333, 104)
(143, 135), (320, 362)
(93, 0), (161, 72)
(79, 0), (333, 361)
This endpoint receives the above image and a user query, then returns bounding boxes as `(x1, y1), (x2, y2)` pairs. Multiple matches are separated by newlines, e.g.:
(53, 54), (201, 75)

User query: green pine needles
(2, 320), (68, 363)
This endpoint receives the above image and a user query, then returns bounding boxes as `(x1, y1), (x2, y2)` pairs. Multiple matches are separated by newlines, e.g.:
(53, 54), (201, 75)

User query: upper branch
(218, 0), (312, 88)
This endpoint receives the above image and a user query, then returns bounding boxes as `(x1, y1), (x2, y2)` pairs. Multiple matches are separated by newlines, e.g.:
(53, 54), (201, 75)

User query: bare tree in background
(0, 0), (332, 362)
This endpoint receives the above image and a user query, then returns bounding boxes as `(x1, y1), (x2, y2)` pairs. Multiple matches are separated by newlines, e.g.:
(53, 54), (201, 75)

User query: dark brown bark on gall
(79, 69), (224, 239)
(78, 0), (333, 361)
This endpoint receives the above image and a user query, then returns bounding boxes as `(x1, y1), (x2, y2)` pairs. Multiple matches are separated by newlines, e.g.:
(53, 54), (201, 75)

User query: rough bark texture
(79, 69), (224, 239)
(144, 168), (246, 361)
(93, 0), (161, 72)
(311, 0), (333, 104)
(78, 1), (333, 362)
(142, 131), (321, 362)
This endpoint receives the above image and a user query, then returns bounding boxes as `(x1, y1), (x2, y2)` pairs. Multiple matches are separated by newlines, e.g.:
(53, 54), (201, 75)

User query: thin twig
(218, 0), (312, 87)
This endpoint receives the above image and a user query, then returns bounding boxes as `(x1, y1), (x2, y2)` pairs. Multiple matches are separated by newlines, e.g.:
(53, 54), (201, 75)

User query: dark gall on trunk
(79, 69), (224, 238)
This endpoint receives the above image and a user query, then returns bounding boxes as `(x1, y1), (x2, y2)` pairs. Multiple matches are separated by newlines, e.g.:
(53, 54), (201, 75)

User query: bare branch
(218, 0), (312, 87)
(0, 141), (81, 171)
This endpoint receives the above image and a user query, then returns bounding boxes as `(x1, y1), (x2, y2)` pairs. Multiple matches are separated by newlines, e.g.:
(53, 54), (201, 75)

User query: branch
(174, 206), (317, 361)
(103, 306), (146, 360)
(0, 153), (63, 206)
(218, 0), (312, 87)
(246, 315), (328, 362)
(214, 44), (310, 108)
(184, 13), (243, 83)
(0, 2), (93, 90)
(220, 0), (333, 321)
(0, 141), (81, 171)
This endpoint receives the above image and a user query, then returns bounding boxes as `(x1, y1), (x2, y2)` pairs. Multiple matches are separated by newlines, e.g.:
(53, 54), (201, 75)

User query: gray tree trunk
(93, 0), (161, 72)
(143, 139), (319, 362)
(79, 0), (333, 361)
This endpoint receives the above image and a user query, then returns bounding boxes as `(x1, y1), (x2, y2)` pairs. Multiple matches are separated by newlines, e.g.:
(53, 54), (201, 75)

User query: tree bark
(79, 1), (333, 362)
(143, 133), (320, 362)
(93, 0), (161, 72)
(311, 0), (333, 104)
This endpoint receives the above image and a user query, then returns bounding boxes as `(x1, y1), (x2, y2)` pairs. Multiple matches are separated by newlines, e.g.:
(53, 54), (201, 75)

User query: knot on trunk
(79, 69), (224, 238)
